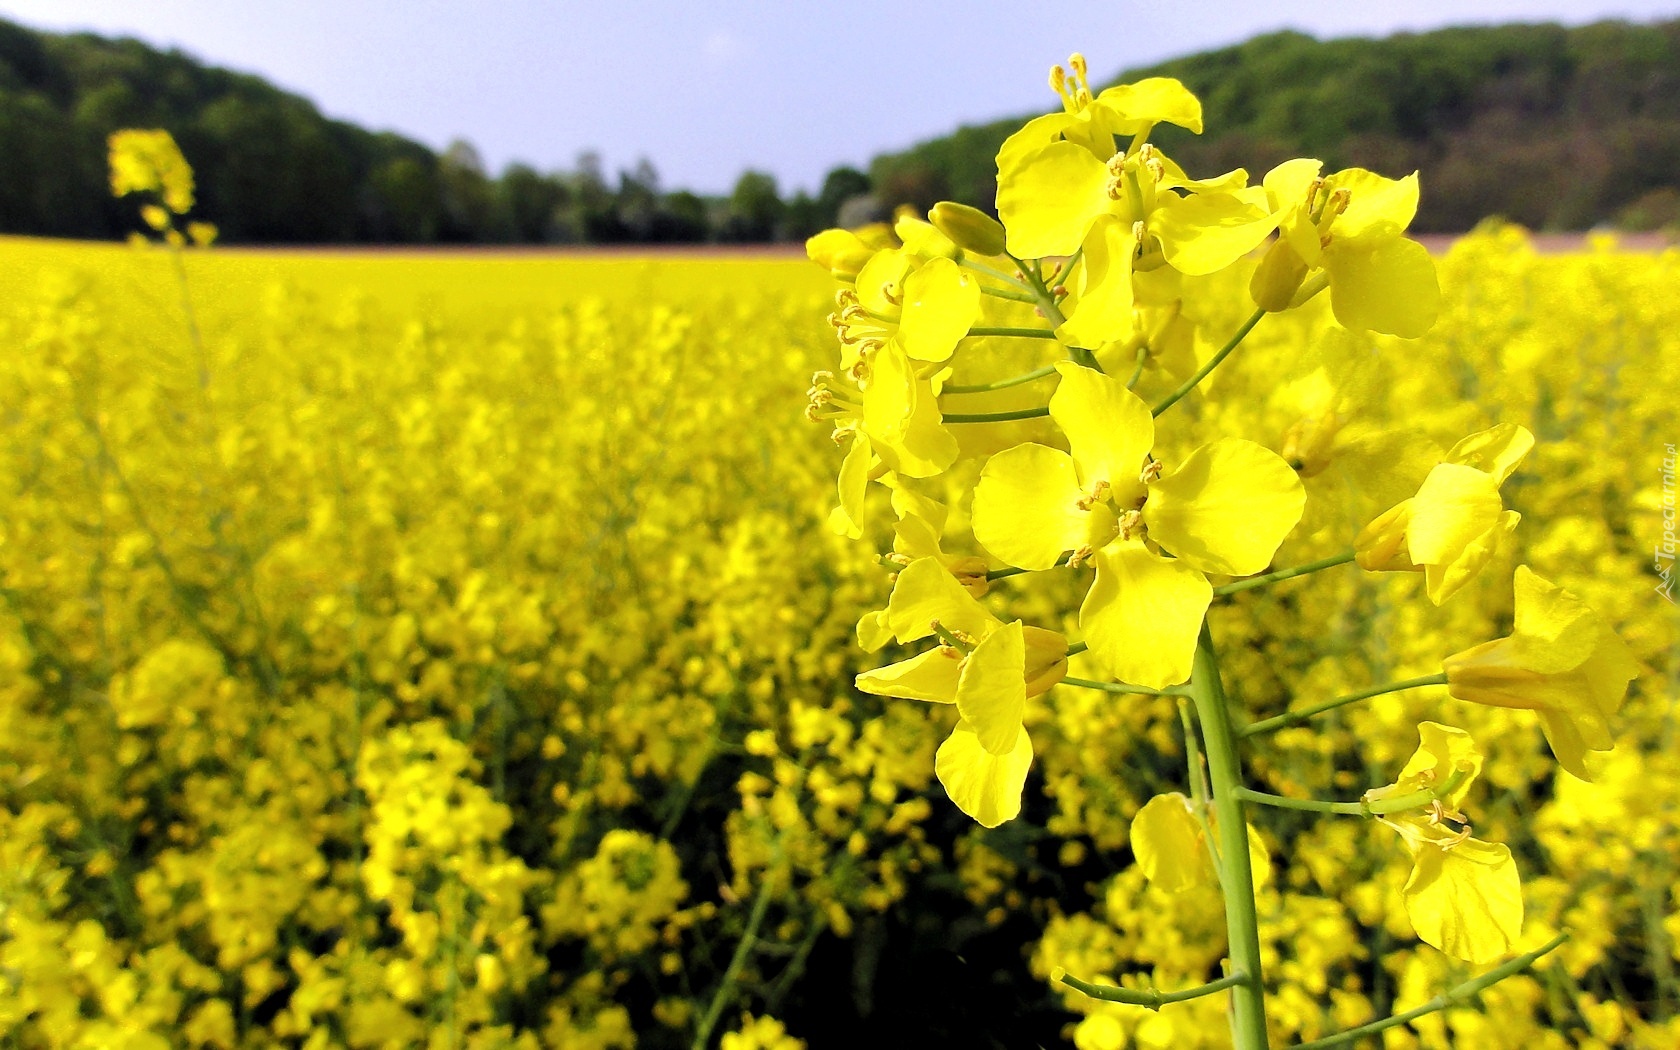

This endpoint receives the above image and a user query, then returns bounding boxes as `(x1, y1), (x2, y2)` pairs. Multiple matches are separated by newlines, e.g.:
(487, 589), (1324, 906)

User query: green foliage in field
(871, 19), (1680, 232)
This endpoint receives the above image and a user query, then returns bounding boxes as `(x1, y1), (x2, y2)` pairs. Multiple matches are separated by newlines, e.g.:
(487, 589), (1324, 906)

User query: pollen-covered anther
(879, 283), (901, 307)
(811, 370), (835, 387)
(1139, 460), (1164, 484)
(1075, 480), (1111, 511)
(1116, 509), (1144, 540)
(1067, 544), (1096, 568)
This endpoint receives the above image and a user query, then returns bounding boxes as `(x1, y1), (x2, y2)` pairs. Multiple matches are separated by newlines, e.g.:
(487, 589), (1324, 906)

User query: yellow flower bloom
(808, 341), (957, 483)
(108, 129), (196, 215)
(854, 558), (1067, 826)
(971, 364), (1303, 686)
(1356, 423), (1533, 604)
(1443, 566), (1639, 780)
(1251, 160), (1440, 337)
(1366, 722), (1522, 964)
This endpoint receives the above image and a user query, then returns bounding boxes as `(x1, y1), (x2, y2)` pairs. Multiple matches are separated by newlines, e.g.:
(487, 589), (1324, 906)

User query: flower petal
(972, 444), (1095, 571)
(1327, 168), (1419, 241)
(899, 257), (981, 363)
(855, 647), (962, 703)
(997, 142), (1113, 259)
(884, 557), (998, 644)
(956, 621), (1027, 755)
(1048, 362), (1153, 495)
(1151, 188), (1277, 276)
(1326, 236), (1440, 338)
(936, 720), (1032, 828)
(1055, 214), (1138, 349)
(1132, 792), (1213, 892)
(1080, 541), (1211, 688)
(1402, 838), (1523, 965)
(1445, 423), (1534, 484)
(1145, 439), (1305, 576)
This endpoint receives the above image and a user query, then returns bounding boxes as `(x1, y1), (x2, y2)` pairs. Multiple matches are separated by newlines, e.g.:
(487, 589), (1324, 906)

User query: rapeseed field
(0, 172), (1677, 1047)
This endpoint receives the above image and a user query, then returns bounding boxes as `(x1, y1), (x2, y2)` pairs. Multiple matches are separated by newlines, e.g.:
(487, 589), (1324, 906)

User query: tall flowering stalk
(804, 55), (1634, 1049)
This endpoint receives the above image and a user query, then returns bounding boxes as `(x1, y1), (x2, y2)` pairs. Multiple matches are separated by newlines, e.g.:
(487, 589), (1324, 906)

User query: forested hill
(3, 17), (1679, 243)
(871, 19), (1680, 234)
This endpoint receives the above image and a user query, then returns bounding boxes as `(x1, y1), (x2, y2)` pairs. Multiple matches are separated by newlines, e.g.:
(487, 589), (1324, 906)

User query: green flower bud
(929, 201), (1007, 257)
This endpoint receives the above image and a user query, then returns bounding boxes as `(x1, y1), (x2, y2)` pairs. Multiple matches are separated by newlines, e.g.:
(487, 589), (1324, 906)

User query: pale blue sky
(3, 1), (1677, 195)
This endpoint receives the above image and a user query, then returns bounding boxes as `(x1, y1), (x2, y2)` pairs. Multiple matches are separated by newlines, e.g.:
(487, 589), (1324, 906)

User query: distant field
(0, 230), (1676, 1048)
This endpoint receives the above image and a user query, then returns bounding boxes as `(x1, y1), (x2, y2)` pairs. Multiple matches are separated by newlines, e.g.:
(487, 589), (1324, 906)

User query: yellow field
(0, 229), (1676, 1049)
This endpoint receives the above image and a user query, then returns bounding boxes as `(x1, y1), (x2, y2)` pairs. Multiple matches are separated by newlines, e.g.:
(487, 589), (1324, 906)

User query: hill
(869, 20), (1680, 233)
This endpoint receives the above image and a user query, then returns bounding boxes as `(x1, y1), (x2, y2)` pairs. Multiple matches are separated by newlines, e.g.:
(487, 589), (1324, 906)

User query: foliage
(870, 18), (1680, 232)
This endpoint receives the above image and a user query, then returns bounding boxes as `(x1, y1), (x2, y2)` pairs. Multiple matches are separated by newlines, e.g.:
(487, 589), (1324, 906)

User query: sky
(3, 0), (1679, 196)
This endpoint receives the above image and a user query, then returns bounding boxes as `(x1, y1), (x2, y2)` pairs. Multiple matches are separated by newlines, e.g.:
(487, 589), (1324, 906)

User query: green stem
(692, 864), (780, 1050)
(1234, 768), (1468, 817)
(959, 256), (1032, 288)
(1293, 934), (1568, 1050)
(1066, 641), (1088, 657)
(1152, 307), (1266, 417)
(1214, 551), (1357, 596)
(1188, 623), (1270, 1049)
(1178, 698), (1224, 887)
(1006, 250), (1070, 328)
(943, 405), (1051, 423)
(943, 363), (1059, 394)
(986, 550), (1073, 580)
(980, 284), (1037, 305)
(1061, 675), (1187, 697)
(1060, 969), (1248, 1009)
(1125, 344), (1148, 389)
(1239, 673), (1448, 739)
(965, 326), (1058, 339)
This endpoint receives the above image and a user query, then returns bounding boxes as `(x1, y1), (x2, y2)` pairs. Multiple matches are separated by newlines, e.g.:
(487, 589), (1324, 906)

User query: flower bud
(1249, 237), (1309, 312)
(929, 201), (1008, 257)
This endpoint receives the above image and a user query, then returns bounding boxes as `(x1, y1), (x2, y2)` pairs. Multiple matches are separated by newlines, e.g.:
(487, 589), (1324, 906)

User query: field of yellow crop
(0, 228), (1676, 1049)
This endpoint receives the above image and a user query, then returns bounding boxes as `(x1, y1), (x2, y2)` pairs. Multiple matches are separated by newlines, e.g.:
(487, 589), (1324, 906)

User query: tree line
(871, 19), (1680, 234)
(0, 17), (879, 244)
(4, 16), (1680, 243)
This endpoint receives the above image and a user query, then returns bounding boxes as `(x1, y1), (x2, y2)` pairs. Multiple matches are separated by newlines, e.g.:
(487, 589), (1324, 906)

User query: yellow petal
(1048, 362), (1153, 495)
(806, 228), (874, 277)
(855, 249), (911, 318)
(884, 557), (999, 644)
(996, 142), (1113, 259)
(828, 433), (873, 540)
(1423, 509), (1518, 605)
(1055, 214), (1138, 349)
(1508, 565), (1600, 672)
(1091, 78), (1204, 135)
(1151, 188), (1277, 276)
(936, 720), (1033, 828)
(856, 609), (894, 653)
(1079, 541), (1211, 688)
(972, 444), (1094, 571)
(1445, 423), (1534, 484)
(1326, 236), (1440, 338)
(1131, 793), (1212, 892)
(1262, 158), (1323, 214)
(956, 621), (1027, 755)
(1402, 838), (1523, 965)
(995, 111), (1077, 180)
(1355, 498), (1419, 572)
(1145, 439), (1305, 576)
(899, 258), (981, 363)
(1407, 464), (1503, 568)
(1394, 721), (1483, 810)
(856, 647), (962, 703)
(1327, 168), (1419, 241)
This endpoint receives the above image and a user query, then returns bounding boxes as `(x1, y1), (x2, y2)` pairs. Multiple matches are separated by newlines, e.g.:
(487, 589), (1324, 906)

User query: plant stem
(1152, 307), (1266, 417)
(1006, 251), (1070, 328)
(980, 285), (1038, 304)
(1125, 344), (1148, 389)
(1188, 623), (1270, 1049)
(943, 405), (1051, 423)
(1293, 934), (1567, 1049)
(965, 326), (1058, 339)
(692, 864), (779, 1050)
(943, 363), (1060, 394)
(1234, 768), (1468, 818)
(1060, 675), (1188, 697)
(1060, 969), (1248, 1008)
(1239, 673), (1449, 739)
(986, 550), (1073, 580)
(1215, 551), (1356, 596)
